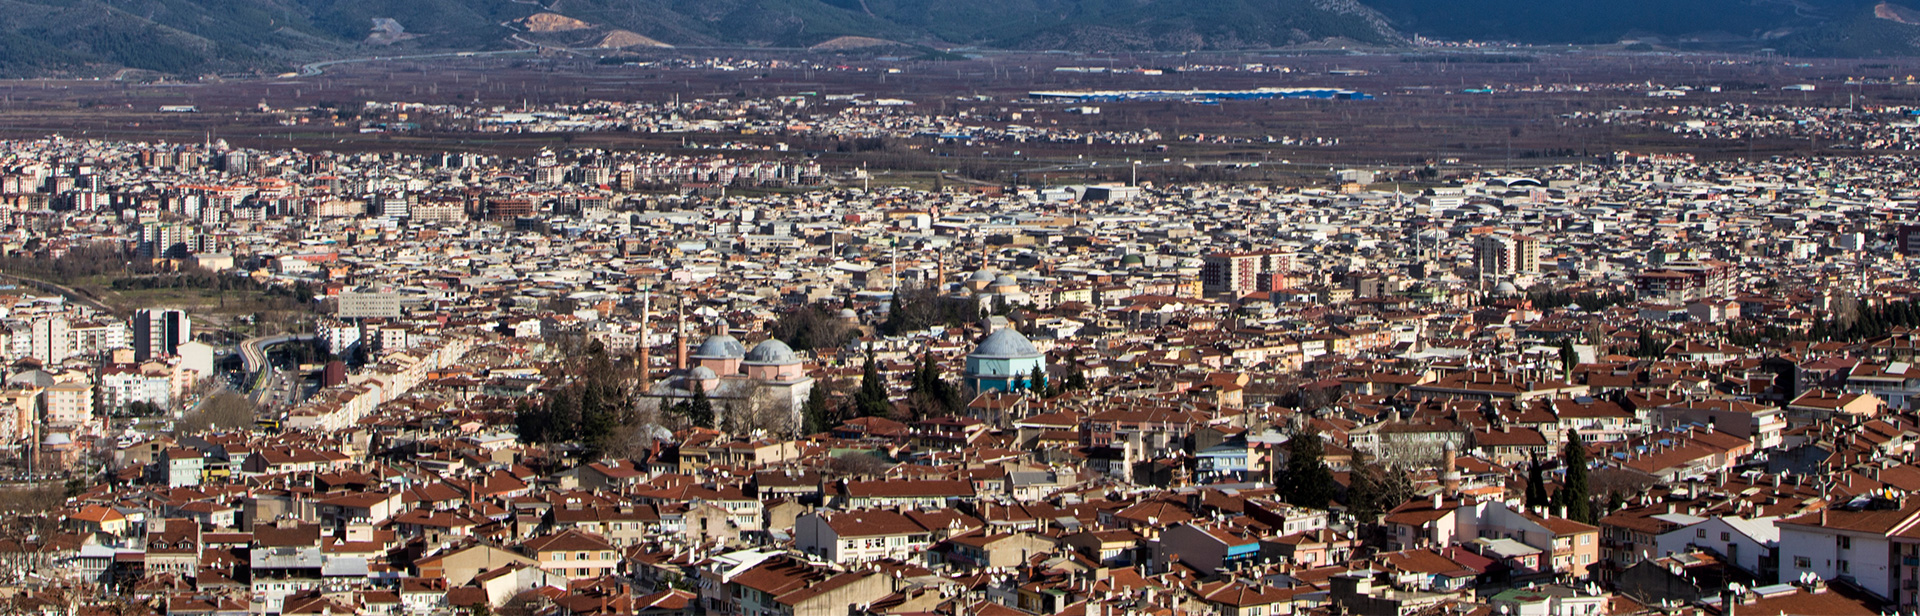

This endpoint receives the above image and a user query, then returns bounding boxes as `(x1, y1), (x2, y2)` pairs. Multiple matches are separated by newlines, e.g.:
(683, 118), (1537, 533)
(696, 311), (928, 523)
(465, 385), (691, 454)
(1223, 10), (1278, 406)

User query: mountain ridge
(1, 0), (1917, 77)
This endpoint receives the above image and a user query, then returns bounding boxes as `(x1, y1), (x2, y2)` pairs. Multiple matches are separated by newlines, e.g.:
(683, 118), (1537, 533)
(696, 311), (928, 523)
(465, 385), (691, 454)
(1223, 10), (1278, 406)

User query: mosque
(644, 317), (814, 435)
(964, 328), (1047, 393)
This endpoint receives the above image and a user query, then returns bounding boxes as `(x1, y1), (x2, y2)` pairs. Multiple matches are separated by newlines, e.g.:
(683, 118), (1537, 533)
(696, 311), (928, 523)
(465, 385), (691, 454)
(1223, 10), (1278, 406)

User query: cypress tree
(1283, 427), (1335, 508)
(856, 348), (890, 418)
(683, 379), (714, 429)
(1348, 451), (1381, 522)
(1526, 453), (1549, 509)
(1563, 430), (1592, 523)
(1028, 364), (1048, 397)
(801, 385), (831, 435)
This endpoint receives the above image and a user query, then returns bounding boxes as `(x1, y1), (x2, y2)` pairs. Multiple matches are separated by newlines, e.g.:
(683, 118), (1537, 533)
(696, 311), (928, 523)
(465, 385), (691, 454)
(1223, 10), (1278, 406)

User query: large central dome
(745, 339), (800, 365)
(691, 334), (746, 360)
(971, 329), (1041, 359)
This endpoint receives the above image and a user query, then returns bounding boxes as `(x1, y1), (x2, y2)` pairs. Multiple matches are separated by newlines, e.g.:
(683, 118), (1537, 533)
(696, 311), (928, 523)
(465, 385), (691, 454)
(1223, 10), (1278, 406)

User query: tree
(801, 384), (832, 435)
(1558, 339), (1577, 377)
(1027, 364), (1048, 397)
(1347, 451), (1382, 522)
(827, 452), (892, 477)
(1280, 427), (1335, 508)
(1525, 454), (1550, 510)
(855, 348), (890, 418)
(1562, 430), (1593, 523)
(1063, 363), (1089, 392)
(676, 379), (714, 429)
(770, 303), (857, 352)
(176, 393), (256, 434)
(1635, 329), (1660, 358)
(907, 354), (963, 418)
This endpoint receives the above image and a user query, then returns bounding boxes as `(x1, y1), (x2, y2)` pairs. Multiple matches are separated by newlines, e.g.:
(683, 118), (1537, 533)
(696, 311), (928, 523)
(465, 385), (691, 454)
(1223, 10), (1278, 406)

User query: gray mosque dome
(1493, 281), (1519, 296)
(691, 334), (746, 359)
(991, 275), (1018, 287)
(969, 271), (996, 282)
(971, 329), (1042, 359)
(689, 366), (719, 380)
(837, 308), (859, 319)
(745, 339), (800, 365)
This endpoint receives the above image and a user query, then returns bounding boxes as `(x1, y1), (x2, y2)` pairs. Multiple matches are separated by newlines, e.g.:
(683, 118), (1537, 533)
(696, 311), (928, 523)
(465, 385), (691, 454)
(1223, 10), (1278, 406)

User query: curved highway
(240, 334), (321, 375)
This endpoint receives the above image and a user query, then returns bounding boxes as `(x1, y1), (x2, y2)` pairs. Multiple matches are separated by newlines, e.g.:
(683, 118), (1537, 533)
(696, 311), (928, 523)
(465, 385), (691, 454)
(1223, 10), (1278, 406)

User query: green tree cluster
(907, 354), (965, 417)
(514, 346), (633, 459)
(1528, 289), (1632, 312)
(1278, 427), (1335, 509)
(769, 303), (859, 352)
(881, 289), (979, 336)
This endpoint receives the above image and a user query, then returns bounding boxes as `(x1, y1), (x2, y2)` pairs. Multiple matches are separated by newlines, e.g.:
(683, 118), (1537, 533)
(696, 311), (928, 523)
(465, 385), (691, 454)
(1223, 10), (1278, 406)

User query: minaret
(674, 299), (688, 372)
(637, 288), (652, 390)
(1441, 441), (1461, 496)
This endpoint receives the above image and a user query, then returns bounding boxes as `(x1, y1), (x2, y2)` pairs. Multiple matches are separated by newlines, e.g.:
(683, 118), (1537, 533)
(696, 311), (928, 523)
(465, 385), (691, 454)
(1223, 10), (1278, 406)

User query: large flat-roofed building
(338, 291), (403, 319)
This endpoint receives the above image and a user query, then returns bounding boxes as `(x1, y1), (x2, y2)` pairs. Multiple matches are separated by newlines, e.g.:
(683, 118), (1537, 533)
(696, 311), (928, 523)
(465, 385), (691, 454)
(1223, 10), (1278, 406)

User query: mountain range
(0, 0), (1915, 76)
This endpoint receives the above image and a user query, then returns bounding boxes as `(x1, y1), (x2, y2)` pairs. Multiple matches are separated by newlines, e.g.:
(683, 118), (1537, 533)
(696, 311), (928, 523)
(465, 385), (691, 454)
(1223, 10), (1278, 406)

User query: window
(1697, 529), (1707, 538)
(1840, 560), (1851, 574)
(554, 553), (566, 561)
(1721, 532), (1730, 541)
(1581, 535), (1592, 545)
(1840, 536), (1852, 550)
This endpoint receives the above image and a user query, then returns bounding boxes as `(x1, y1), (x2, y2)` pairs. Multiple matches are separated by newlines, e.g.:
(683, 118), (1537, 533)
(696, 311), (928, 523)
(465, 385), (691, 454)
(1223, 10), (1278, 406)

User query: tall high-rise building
(1473, 233), (1540, 279)
(31, 317), (69, 365)
(1201, 250), (1293, 298)
(134, 308), (190, 361)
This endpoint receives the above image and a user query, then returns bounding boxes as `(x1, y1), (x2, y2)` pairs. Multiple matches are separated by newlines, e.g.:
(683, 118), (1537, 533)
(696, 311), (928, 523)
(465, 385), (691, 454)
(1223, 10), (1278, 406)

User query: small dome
(1120, 254), (1145, 266)
(969, 271), (996, 282)
(991, 275), (1018, 287)
(691, 334), (746, 359)
(837, 308), (859, 319)
(745, 339), (800, 365)
(971, 329), (1042, 359)
(1494, 281), (1519, 296)
(689, 366), (719, 380)
(42, 432), (71, 446)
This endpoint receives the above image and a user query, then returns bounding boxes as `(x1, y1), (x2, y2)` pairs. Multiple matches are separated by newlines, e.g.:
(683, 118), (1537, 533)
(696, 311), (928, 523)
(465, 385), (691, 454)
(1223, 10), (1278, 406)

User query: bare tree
(825, 452), (893, 478)
(725, 380), (797, 439)
(176, 393), (256, 434)
(1370, 434), (1453, 468)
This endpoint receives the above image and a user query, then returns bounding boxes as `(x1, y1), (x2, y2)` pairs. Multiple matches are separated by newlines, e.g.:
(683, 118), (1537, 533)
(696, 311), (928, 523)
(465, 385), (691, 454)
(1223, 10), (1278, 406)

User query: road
(0, 273), (117, 315)
(239, 334), (320, 375)
(239, 333), (320, 410)
(297, 49), (536, 77)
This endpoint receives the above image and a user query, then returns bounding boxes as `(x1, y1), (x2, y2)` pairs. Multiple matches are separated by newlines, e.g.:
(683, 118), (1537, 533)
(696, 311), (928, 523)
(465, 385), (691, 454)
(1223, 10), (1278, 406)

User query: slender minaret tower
(1441, 441), (1461, 497)
(674, 299), (688, 372)
(637, 288), (652, 390)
